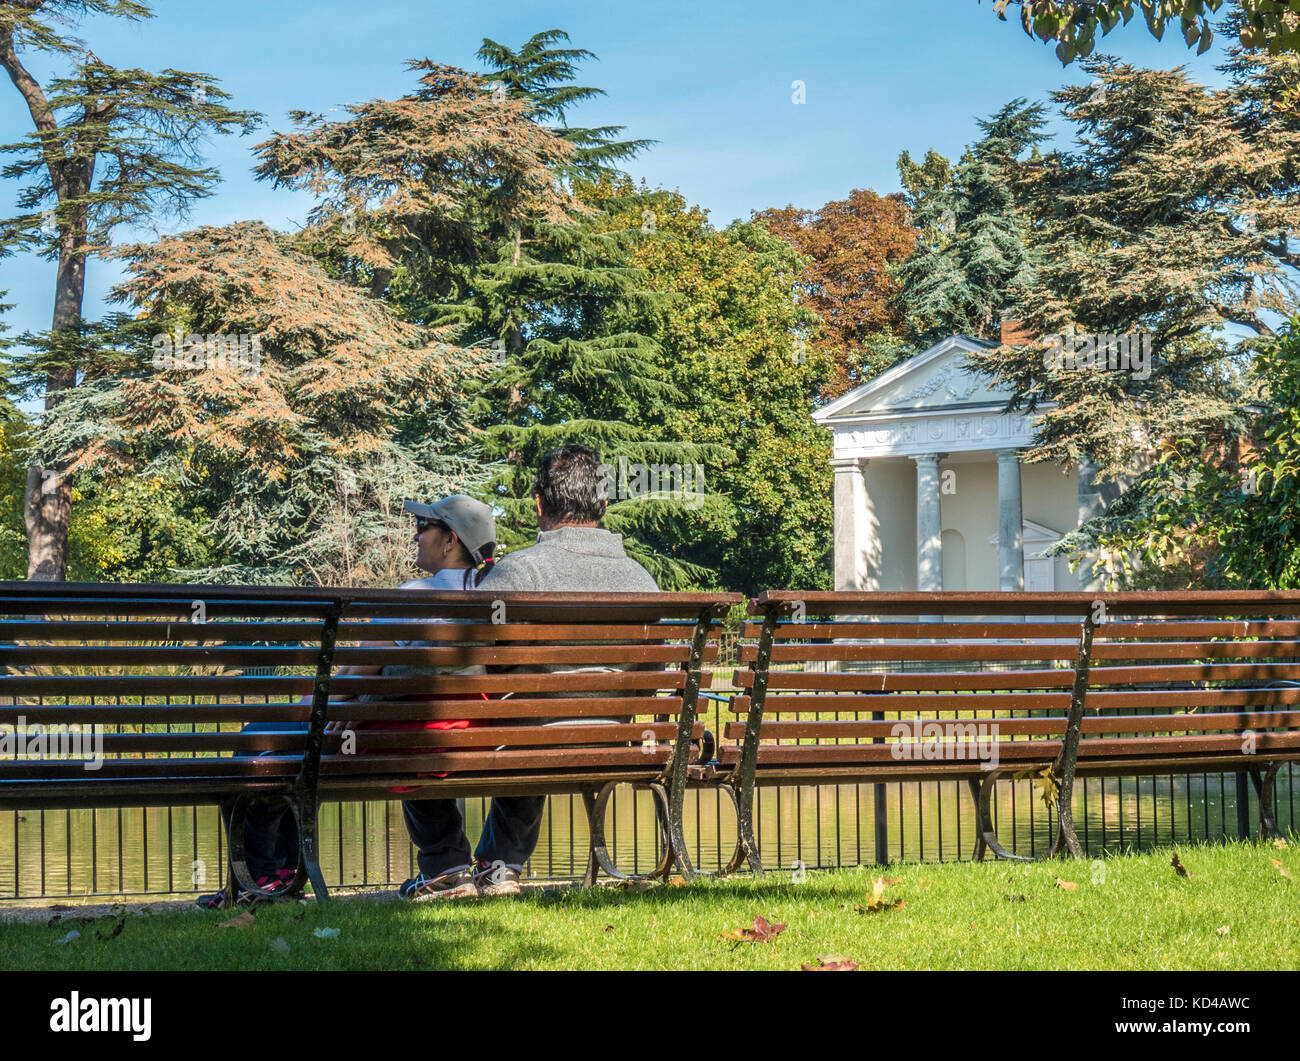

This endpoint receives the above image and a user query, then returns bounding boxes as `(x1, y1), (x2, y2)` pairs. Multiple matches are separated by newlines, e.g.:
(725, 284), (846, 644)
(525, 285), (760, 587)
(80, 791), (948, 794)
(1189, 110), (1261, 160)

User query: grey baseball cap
(402, 495), (496, 565)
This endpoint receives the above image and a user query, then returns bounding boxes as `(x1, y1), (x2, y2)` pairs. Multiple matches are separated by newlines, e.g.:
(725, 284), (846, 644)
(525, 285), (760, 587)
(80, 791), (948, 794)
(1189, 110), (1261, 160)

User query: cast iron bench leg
(294, 794), (329, 901)
(967, 779), (988, 862)
(583, 780), (674, 883)
(581, 788), (600, 887)
(1249, 763), (1282, 839)
(976, 769), (1034, 862)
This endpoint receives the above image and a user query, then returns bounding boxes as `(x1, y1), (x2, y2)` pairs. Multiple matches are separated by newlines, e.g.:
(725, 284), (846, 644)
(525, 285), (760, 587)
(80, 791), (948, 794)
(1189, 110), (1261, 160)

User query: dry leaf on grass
(1274, 838), (1289, 850)
(1171, 852), (1191, 879)
(857, 876), (906, 914)
(1216, 925), (1230, 936)
(1055, 878), (1079, 892)
(721, 915), (786, 943)
(218, 912), (255, 929)
(1271, 858), (1293, 880)
(801, 955), (859, 971)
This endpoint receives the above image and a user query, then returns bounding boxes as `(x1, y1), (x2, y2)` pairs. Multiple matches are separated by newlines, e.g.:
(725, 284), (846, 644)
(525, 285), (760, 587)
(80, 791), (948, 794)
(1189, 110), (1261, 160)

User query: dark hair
(431, 520), (494, 588)
(532, 444), (607, 525)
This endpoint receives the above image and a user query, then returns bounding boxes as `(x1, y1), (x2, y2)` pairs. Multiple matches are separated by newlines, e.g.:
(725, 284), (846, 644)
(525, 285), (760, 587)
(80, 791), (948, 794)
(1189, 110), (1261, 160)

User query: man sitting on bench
(399, 443), (660, 900)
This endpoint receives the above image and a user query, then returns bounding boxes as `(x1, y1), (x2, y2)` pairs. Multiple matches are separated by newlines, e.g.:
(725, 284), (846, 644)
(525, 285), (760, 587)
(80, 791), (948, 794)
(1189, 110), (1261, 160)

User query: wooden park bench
(0, 581), (740, 903)
(723, 591), (1300, 871)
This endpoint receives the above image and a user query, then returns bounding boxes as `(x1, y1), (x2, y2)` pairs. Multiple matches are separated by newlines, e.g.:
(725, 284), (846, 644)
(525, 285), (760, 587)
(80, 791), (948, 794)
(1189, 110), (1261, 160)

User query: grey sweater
(477, 527), (659, 722)
(478, 526), (658, 594)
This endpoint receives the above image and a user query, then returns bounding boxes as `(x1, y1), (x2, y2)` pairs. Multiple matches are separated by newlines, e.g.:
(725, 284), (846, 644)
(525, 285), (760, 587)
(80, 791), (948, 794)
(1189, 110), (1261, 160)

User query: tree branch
(0, 23), (67, 190)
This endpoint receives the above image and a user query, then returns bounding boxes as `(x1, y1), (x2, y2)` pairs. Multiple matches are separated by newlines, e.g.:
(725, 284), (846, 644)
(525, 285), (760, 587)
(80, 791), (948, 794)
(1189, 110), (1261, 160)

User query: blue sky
(1, 0), (1233, 369)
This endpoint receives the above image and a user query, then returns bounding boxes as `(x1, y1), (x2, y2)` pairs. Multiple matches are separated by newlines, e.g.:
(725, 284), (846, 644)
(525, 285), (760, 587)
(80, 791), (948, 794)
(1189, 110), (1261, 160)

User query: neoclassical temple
(814, 334), (1115, 593)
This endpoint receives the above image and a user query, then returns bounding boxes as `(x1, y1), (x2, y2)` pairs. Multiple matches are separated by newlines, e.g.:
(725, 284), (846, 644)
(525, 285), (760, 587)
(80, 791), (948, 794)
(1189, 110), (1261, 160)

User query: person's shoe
(195, 887), (233, 911)
(398, 866), (479, 901)
(473, 859), (523, 897)
(195, 873), (294, 910)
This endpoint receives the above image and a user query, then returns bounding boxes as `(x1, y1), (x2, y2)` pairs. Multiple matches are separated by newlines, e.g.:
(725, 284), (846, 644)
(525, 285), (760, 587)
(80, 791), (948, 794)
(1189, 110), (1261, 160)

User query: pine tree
(0, 0), (259, 579)
(977, 52), (1300, 585)
(895, 100), (1046, 345)
(32, 221), (485, 586)
(254, 54), (713, 586)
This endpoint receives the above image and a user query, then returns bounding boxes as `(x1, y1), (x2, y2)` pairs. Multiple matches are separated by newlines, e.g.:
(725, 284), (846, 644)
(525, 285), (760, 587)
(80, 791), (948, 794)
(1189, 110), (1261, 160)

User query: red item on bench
(354, 693), (490, 792)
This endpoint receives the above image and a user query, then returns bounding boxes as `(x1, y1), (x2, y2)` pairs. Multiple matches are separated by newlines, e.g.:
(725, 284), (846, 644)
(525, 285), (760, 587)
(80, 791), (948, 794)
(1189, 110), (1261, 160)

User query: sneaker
(398, 866), (479, 901)
(195, 874), (294, 910)
(473, 859), (523, 897)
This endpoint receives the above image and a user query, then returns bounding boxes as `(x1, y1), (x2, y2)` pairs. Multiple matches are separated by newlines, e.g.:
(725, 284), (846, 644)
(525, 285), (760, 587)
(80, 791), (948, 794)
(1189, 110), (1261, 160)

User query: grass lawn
(1, 839), (1296, 971)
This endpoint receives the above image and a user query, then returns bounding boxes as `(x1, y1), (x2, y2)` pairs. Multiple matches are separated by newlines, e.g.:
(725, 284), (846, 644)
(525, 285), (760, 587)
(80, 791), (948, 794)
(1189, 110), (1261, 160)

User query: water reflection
(1, 767), (1292, 899)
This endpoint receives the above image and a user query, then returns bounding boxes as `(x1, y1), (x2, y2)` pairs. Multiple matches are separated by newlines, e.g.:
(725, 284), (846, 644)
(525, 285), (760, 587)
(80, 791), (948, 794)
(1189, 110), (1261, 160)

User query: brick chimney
(999, 318), (1034, 347)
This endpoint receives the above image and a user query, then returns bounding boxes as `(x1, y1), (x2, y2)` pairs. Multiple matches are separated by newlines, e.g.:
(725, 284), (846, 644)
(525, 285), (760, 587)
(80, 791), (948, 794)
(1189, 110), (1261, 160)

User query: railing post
(1236, 772), (1251, 840)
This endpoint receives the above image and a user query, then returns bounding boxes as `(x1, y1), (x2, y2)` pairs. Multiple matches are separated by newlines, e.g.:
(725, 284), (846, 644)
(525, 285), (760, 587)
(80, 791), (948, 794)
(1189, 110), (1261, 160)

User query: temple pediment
(815, 335), (1012, 422)
(815, 335), (1048, 459)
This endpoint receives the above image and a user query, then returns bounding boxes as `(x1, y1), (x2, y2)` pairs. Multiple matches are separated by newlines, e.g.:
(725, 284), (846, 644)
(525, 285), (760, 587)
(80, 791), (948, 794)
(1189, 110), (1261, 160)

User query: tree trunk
(24, 191), (89, 582)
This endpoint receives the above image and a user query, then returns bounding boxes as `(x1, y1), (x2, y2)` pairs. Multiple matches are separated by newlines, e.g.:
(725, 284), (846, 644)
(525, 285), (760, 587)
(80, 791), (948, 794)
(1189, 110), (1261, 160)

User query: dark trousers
(240, 796), (300, 880)
(235, 723), (305, 881)
(402, 795), (546, 877)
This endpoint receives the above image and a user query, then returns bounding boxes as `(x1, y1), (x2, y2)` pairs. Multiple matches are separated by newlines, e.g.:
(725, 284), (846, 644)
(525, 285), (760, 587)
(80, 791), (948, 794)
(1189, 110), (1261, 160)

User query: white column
(832, 459), (868, 590)
(1077, 457), (1119, 591)
(912, 453), (943, 592)
(996, 449), (1024, 592)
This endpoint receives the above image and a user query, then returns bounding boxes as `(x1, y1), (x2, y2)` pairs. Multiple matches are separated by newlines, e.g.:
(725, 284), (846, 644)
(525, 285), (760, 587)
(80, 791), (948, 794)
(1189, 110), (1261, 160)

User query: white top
(392, 567), (476, 645)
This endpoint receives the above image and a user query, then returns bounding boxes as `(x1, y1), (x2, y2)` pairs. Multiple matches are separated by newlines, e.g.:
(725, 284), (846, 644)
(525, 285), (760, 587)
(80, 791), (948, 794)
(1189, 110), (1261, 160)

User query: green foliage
(0, 410), (27, 579)
(602, 185), (834, 593)
(983, 1), (1300, 63)
(1075, 319), (1300, 589)
(895, 99), (1046, 345)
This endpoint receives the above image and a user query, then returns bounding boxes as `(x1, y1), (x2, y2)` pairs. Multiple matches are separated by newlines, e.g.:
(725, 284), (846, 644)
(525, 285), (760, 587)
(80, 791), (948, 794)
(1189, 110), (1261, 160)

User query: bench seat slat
(724, 710), (1300, 740)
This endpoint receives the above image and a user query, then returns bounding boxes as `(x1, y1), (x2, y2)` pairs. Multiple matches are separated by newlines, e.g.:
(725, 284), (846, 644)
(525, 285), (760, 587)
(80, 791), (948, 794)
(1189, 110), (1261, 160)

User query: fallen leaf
(1274, 838), (1289, 850)
(1055, 878), (1079, 892)
(881, 876), (903, 886)
(312, 927), (340, 939)
(1272, 858), (1293, 880)
(53, 930), (79, 945)
(721, 915), (787, 943)
(1216, 925), (1230, 936)
(1171, 852), (1191, 879)
(218, 912), (256, 929)
(855, 876), (906, 914)
(801, 955), (859, 971)
(668, 876), (687, 887)
(603, 924), (614, 933)
(269, 937), (290, 955)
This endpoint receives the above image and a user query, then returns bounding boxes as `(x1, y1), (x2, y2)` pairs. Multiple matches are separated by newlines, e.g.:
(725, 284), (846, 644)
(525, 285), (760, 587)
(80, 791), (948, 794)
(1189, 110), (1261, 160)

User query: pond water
(1, 767), (1292, 899)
